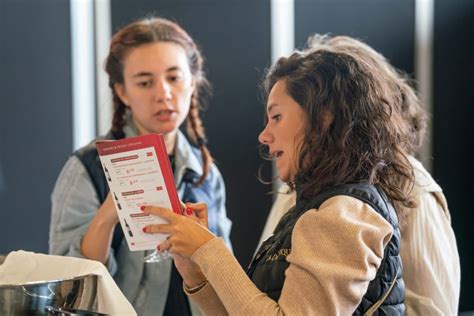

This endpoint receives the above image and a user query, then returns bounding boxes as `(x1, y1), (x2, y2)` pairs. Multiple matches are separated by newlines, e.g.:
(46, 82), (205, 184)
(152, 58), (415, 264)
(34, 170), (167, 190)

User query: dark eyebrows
(132, 72), (153, 78)
(166, 66), (181, 73)
(131, 66), (182, 78)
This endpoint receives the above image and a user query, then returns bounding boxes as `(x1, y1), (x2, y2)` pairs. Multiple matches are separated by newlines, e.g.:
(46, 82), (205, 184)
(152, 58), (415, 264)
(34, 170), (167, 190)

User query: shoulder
(72, 132), (114, 163)
(52, 155), (97, 203)
(304, 183), (397, 224)
(296, 194), (393, 244)
(57, 155), (90, 180)
(73, 140), (99, 163)
(408, 156), (442, 193)
(70, 134), (114, 202)
(308, 194), (393, 227)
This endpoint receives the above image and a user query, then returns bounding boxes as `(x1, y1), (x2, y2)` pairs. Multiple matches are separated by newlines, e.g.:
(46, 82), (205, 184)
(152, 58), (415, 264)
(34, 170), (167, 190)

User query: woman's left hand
(142, 205), (215, 258)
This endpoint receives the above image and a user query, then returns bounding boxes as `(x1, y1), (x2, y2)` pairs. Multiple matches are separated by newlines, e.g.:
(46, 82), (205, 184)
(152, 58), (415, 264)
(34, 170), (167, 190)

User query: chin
(277, 172), (290, 183)
(150, 125), (177, 135)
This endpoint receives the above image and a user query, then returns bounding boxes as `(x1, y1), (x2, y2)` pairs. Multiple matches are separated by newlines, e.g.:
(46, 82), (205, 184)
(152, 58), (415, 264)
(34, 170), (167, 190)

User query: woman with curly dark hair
(142, 40), (413, 314)
(261, 34), (461, 315)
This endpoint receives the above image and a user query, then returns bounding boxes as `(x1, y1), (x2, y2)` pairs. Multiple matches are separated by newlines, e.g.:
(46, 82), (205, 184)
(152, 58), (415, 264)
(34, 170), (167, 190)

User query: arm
(49, 156), (118, 274)
(190, 196), (393, 314)
(80, 192), (118, 263)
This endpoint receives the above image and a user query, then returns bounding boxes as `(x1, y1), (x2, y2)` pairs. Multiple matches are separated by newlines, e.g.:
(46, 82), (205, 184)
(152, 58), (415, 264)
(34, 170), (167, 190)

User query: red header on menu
(96, 134), (182, 215)
(96, 135), (162, 156)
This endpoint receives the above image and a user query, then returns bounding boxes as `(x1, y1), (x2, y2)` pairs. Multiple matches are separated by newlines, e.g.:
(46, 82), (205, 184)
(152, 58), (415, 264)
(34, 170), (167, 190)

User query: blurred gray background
(1, 0), (472, 310)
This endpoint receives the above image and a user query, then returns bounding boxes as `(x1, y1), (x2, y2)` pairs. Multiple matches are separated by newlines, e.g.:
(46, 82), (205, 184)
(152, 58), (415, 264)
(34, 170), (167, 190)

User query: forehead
(266, 80), (290, 111)
(122, 42), (190, 74)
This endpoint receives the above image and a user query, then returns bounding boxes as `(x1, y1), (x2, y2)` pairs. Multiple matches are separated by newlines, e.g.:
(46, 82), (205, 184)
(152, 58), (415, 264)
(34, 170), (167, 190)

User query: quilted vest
(247, 183), (405, 315)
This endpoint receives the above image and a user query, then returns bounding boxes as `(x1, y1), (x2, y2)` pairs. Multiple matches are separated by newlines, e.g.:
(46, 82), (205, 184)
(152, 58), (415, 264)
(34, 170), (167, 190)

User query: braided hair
(105, 17), (212, 185)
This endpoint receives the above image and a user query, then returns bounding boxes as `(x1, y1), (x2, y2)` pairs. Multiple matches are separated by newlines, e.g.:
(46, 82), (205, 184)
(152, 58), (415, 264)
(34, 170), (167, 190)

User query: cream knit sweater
(186, 195), (393, 315)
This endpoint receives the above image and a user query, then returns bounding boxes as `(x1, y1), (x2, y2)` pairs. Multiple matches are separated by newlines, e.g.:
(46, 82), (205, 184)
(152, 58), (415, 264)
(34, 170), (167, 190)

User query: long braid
(187, 98), (212, 185)
(111, 91), (127, 134)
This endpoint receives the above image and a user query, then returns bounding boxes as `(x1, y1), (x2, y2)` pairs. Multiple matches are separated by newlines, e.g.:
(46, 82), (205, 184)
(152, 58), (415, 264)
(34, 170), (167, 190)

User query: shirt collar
(174, 131), (203, 184)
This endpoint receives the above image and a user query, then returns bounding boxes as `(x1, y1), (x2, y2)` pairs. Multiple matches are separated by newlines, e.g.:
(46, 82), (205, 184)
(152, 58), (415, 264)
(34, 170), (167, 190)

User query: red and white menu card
(96, 134), (182, 251)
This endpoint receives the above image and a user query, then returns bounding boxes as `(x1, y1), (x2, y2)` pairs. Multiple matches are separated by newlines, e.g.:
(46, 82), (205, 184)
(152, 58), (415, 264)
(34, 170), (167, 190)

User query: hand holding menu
(96, 134), (182, 251)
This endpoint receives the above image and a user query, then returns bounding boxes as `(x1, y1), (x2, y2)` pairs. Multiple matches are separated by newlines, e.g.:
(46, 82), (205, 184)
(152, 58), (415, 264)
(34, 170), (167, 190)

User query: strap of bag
(363, 272), (398, 316)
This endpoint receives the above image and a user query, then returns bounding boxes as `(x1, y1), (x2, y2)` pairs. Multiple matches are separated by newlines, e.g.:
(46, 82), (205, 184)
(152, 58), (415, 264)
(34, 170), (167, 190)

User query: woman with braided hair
(49, 17), (232, 315)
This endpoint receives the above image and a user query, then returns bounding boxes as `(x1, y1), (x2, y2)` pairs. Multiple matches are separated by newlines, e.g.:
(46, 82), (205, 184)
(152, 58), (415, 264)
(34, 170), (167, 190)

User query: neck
(163, 131), (177, 155)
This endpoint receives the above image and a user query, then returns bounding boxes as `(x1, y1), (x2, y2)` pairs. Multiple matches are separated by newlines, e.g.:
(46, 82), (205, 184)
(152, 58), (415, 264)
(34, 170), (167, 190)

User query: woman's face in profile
(114, 41), (195, 136)
(258, 79), (306, 182)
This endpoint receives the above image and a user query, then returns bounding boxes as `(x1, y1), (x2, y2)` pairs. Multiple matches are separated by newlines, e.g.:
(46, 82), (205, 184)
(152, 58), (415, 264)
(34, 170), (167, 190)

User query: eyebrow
(267, 103), (279, 114)
(132, 72), (153, 78)
(131, 66), (182, 78)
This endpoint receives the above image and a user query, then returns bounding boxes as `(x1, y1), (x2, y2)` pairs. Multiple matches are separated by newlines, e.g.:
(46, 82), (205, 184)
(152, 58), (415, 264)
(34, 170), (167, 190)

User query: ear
(114, 83), (129, 106)
(190, 77), (197, 95)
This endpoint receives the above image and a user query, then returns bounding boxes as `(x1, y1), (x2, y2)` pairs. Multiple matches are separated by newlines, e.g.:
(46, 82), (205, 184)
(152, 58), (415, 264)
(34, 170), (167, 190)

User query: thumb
(186, 202), (208, 226)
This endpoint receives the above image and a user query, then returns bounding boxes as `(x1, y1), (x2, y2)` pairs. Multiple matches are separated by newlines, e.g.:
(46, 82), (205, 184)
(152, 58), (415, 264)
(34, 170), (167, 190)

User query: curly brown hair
(105, 17), (212, 185)
(264, 48), (415, 207)
(307, 34), (428, 155)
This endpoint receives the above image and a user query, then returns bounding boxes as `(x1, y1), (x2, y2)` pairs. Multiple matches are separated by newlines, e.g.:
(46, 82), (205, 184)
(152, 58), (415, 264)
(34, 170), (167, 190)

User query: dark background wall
(0, 0), (72, 253)
(295, 0), (415, 75)
(433, 0), (474, 310)
(0, 0), (472, 310)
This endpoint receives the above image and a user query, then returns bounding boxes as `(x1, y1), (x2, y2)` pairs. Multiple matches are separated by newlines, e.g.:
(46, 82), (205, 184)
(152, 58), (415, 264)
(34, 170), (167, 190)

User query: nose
(258, 123), (273, 145)
(154, 79), (172, 102)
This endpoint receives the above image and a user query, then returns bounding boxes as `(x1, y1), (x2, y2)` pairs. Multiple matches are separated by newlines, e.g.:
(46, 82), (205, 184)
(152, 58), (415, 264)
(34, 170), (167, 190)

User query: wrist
(183, 272), (206, 288)
(184, 279), (208, 294)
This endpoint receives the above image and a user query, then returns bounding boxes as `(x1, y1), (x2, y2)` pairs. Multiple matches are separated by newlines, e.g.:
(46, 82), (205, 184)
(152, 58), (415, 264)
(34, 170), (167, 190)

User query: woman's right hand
(173, 203), (209, 286)
(142, 204), (215, 258)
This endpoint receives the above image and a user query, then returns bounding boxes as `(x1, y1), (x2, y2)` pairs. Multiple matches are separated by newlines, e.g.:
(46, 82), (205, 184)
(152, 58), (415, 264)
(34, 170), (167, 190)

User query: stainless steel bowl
(0, 274), (102, 315)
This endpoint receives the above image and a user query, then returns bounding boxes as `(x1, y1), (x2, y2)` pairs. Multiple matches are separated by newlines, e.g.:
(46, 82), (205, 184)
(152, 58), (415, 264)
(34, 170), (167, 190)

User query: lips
(153, 109), (175, 121)
(270, 150), (284, 159)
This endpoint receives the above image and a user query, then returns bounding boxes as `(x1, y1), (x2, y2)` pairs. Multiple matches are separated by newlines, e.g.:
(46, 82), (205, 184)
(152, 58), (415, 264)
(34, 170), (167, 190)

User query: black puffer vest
(247, 183), (405, 315)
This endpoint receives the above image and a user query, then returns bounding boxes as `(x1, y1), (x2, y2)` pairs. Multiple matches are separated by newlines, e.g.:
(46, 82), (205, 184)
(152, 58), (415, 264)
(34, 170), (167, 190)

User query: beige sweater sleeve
(188, 195), (393, 315)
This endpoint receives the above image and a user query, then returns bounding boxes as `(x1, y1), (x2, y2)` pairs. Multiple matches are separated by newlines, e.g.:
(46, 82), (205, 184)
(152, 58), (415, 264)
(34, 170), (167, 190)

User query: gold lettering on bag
(265, 248), (291, 262)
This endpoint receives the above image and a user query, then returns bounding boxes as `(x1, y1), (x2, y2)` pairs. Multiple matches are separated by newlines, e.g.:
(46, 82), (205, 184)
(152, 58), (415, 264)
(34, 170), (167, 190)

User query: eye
(168, 74), (183, 83)
(137, 80), (152, 88)
(271, 114), (281, 122)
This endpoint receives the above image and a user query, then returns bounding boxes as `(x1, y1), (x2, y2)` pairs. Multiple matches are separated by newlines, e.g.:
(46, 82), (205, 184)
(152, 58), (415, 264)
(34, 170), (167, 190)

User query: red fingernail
(140, 206), (145, 211)
(157, 245), (161, 251)
(186, 207), (193, 215)
(142, 227), (147, 233)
